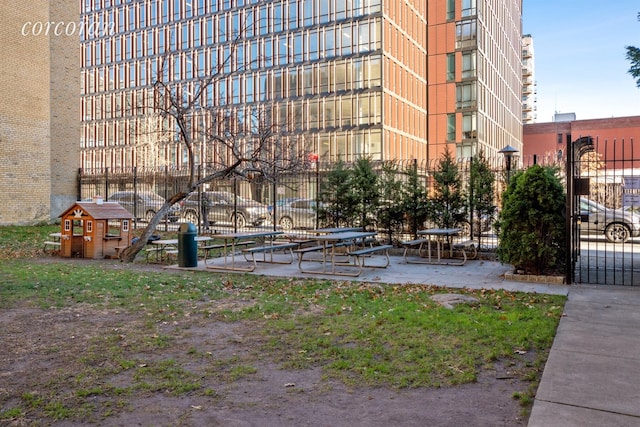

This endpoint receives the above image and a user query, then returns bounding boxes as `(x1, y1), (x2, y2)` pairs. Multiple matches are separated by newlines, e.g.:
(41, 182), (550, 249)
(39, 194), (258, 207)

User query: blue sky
(523, 1), (639, 122)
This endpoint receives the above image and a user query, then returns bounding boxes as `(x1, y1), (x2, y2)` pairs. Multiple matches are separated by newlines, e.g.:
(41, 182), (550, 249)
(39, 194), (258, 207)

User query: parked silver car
(580, 198), (640, 243)
(180, 191), (268, 228)
(108, 191), (180, 222)
(272, 198), (321, 231)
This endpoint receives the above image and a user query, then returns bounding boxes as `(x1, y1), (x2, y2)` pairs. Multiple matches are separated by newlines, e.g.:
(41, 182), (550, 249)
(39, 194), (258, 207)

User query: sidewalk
(528, 285), (640, 427)
(172, 256), (640, 425)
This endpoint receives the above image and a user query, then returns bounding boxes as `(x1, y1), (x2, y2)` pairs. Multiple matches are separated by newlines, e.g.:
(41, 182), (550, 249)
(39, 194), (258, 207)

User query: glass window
(288, 0), (298, 30)
(336, 0), (347, 21)
(246, 74), (254, 102)
(319, 0), (329, 23)
(303, 65), (313, 95)
(289, 68), (298, 97)
(259, 72), (267, 101)
(274, 3), (283, 32)
(309, 99), (318, 128)
(447, 114), (456, 141)
(456, 83), (476, 109)
(462, 0), (476, 17)
(245, 8), (255, 37)
(341, 97), (352, 127)
(294, 32), (303, 62)
(258, 5), (268, 35)
(264, 37), (273, 67)
(462, 113), (476, 138)
(323, 27), (334, 58)
(219, 14), (227, 42)
(278, 35), (287, 65)
(358, 22), (369, 53)
(446, 53), (455, 81)
(303, 0), (313, 26)
(250, 40), (259, 69)
(335, 61), (346, 91)
(456, 20), (476, 49)
(319, 63), (329, 93)
(446, 0), (455, 20)
(462, 51), (476, 78)
(309, 30), (319, 60)
(341, 26), (352, 55)
(367, 56), (381, 87)
(324, 98), (335, 127)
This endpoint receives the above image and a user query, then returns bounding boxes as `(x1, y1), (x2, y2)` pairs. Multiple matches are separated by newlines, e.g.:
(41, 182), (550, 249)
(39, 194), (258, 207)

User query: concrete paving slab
(550, 319), (640, 360)
(529, 401), (640, 427)
(535, 342), (640, 418)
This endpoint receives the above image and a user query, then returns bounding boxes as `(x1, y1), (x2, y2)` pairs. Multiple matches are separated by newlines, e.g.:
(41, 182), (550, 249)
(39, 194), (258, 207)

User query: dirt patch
(0, 301), (530, 426)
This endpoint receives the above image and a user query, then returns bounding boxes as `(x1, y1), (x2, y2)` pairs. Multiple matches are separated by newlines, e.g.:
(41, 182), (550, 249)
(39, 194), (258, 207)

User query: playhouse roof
(59, 201), (133, 220)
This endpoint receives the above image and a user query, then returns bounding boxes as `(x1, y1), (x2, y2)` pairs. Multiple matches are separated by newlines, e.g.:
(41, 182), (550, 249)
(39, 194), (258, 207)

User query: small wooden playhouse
(58, 199), (133, 259)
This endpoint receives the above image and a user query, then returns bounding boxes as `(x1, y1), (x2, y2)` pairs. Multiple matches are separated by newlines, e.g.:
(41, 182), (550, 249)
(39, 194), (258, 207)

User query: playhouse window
(73, 220), (84, 236)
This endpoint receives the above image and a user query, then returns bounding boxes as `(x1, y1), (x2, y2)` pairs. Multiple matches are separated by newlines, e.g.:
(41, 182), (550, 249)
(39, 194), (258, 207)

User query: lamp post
(499, 145), (519, 184)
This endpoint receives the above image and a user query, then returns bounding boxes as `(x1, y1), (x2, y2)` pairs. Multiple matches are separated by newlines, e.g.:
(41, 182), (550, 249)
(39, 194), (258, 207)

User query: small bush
(495, 165), (566, 275)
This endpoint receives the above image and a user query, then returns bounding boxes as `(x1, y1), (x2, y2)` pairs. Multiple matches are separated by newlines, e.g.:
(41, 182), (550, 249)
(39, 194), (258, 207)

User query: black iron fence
(569, 137), (640, 285)
(78, 156), (560, 249)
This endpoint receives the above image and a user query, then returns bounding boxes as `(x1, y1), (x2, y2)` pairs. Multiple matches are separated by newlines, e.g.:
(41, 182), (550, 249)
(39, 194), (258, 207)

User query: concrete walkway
(528, 285), (640, 427)
(172, 255), (640, 426)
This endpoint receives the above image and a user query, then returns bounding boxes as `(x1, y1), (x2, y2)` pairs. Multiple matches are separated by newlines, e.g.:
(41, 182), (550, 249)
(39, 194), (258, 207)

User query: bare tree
(120, 40), (308, 262)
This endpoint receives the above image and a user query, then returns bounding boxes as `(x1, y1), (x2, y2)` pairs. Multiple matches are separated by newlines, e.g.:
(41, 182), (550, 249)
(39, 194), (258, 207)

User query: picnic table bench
(242, 241), (300, 267)
(345, 244), (393, 275)
(402, 229), (475, 266)
(43, 240), (62, 253)
(295, 231), (388, 277)
(452, 239), (478, 262)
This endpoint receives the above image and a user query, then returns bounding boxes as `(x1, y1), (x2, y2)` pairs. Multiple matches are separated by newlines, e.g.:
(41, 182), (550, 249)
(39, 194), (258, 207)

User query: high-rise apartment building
(522, 34), (536, 124)
(427, 0), (523, 160)
(79, 0), (522, 170)
(80, 0), (427, 169)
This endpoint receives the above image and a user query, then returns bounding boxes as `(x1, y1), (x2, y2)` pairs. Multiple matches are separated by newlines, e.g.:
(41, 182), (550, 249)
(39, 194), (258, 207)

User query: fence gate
(567, 136), (640, 286)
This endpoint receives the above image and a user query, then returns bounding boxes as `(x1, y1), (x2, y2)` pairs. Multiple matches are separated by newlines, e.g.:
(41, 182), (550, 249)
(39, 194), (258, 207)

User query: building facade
(523, 115), (640, 169)
(0, 0), (80, 225)
(80, 0), (428, 170)
(521, 34), (536, 124)
(427, 0), (523, 161)
(80, 0), (523, 170)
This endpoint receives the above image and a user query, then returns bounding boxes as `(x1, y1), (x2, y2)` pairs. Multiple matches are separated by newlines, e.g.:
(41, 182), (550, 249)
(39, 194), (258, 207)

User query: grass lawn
(0, 225), (566, 424)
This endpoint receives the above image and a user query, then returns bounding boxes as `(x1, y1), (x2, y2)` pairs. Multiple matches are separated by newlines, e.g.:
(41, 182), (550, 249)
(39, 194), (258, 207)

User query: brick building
(0, 0), (80, 225)
(523, 115), (640, 169)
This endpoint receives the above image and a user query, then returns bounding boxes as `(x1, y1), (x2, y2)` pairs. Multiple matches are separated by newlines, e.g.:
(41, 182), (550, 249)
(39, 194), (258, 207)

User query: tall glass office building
(80, 0), (428, 169)
(80, 0), (524, 170)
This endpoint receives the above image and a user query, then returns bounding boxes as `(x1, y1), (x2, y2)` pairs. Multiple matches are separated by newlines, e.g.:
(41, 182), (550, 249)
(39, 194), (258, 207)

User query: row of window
(82, 90), (383, 150)
(83, 55), (383, 120)
(80, 126), (383, 170)
(83, 17), (382, 71)
(83, 0), (383, 40)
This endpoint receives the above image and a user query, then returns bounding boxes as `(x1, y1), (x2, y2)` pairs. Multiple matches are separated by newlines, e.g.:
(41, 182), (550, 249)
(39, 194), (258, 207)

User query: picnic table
(402, 228), (475, 266)
(147, 236), (211, 262)
(43, 232), (62, 253)
(312, 227), (363, 234)
(206, 230), (286, 272)
(296, 231), (392, 277)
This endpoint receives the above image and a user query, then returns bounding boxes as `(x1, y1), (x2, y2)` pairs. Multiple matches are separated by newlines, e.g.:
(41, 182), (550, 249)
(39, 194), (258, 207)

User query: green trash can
(178, 222), (198, 267)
